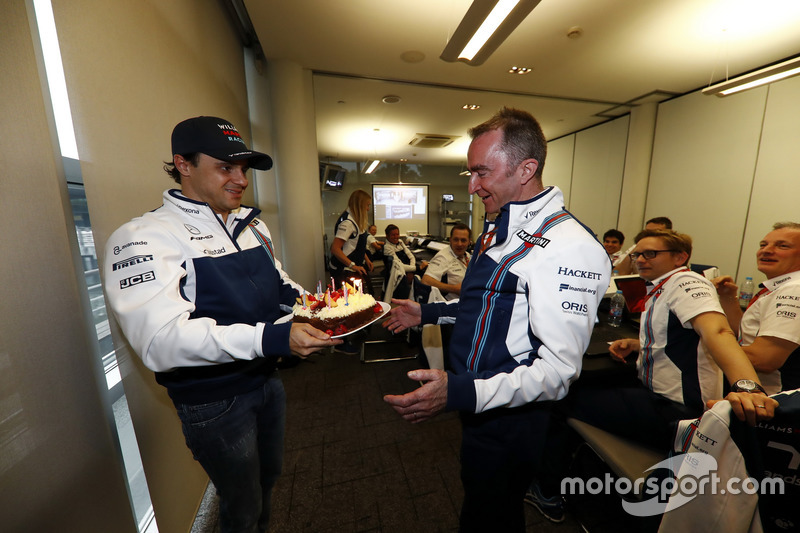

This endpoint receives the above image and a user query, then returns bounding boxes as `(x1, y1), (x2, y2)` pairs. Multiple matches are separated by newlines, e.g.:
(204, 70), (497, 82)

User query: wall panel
(0, 2), (136, 531)
(569, 116), (629, 237)
(50, 0), (255, 530)
(545, 134), (575, 207)
(737, 76), (800, 283)
(646, 89), (767, 277)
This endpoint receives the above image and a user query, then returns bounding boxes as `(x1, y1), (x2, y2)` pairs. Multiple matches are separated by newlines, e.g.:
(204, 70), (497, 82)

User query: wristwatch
(348, 261), (356, 268)
(730, 379), (766, 394)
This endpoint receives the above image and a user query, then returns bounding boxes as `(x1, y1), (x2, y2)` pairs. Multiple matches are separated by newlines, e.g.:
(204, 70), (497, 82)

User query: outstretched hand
(383, 369), (448, 423)
(382, 299), (422, 333)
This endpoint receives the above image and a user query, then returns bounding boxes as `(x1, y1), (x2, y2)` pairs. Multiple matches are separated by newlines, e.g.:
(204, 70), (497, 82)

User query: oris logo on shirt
(690, 291), (711, 299)
(777, 310), (797, 319)
(561, 301), (588, 315)
(120, 271), (155, 289)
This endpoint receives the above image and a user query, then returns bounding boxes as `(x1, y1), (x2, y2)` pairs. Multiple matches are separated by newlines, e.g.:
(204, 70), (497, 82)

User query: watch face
(735, 379), (757, 391)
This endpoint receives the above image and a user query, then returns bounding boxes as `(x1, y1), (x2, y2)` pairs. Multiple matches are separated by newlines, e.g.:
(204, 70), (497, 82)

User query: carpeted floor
(190, 325), (640, 532)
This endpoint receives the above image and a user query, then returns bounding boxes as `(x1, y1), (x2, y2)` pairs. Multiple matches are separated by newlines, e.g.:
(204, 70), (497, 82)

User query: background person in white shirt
(365, 224), (383, 261)
(383, 224), (428, 281)
(714, 222), (800, 394)
(421, 223), (472, 301)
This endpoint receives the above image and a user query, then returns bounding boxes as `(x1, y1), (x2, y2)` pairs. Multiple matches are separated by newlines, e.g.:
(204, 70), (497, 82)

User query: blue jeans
(175, 374), (286, 533)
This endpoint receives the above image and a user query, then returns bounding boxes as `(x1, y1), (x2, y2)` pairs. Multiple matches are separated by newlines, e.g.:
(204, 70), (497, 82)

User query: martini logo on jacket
(516, 230), (550, 248)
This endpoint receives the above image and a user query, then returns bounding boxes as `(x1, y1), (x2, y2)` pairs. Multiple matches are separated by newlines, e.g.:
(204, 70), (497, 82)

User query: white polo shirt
(740, 271), (800, 394)
(424, 246), (471, 301)
(637, 268), (724, 412)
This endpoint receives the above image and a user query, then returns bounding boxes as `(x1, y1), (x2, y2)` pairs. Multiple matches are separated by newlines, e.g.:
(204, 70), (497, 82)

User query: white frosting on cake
(293, 291), (376, 321)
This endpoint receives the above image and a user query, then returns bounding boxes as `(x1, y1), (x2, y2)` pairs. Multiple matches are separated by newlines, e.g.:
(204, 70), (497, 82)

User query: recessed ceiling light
(509, 66), (532, 74)
(462, 104), (481, 110)
(382, 95), (401, 104)
(400, 50), (426, 63)
(566, 26), (583, 39)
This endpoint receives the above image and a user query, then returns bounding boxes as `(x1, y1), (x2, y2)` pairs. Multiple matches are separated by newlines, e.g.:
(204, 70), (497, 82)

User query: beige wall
(646, 88), (766, 278)
(0, 2), (136, 532)
(570, 116), (630, 237)
(546, 74), (800, 283)
(49, 0), (259, 530)
(737, 75), (800, 282)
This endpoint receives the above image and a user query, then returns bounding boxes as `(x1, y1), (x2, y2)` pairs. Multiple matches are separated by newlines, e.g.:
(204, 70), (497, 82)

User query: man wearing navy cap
(104, 116), (340, 532)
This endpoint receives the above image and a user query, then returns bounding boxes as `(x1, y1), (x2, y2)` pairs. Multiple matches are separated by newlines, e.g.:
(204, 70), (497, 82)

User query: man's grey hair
(773, 222), (800, 231)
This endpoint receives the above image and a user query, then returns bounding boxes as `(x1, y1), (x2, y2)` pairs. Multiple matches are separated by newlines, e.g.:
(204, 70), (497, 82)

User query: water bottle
(738, 277), (755, 308)
(609, 290), (625, 327)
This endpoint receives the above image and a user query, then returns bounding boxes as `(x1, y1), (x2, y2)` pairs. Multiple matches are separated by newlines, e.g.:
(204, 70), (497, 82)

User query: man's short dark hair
(646, 216), (673, 229)
(468, 107), (547, 180)
(385, 224), (399, 235)
(163, 152), (200, 184)
(450, 223), (472, 240)
(602, 229), (624, 245)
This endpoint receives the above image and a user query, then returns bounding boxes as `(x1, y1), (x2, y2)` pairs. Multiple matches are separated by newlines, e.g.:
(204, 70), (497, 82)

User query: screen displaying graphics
(372, 184), (429, 236)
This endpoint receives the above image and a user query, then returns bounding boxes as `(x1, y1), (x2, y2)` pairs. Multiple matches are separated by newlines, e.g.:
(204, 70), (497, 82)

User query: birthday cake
(292, 282), (382, 335)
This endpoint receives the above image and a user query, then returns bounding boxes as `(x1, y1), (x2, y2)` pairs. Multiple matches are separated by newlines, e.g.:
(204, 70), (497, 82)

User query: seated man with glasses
(525, 229), (776, 523)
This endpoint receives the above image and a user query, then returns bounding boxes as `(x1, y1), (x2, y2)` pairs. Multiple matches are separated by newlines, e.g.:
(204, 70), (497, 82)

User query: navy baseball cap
(171, 116), (273, 170)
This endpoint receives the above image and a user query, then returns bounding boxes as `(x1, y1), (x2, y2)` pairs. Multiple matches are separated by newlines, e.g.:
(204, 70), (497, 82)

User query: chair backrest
(382, 254), (394, 283)
(413, 275), (432, 305)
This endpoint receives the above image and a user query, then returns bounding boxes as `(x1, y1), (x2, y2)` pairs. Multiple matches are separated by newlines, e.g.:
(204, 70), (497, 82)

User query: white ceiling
(245, 0), (800, 166)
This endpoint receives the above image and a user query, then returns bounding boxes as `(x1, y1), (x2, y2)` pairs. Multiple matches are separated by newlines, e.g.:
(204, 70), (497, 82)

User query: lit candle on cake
(342, 282), (348, 305)
(302, 293), (307, 308)
(316, 280), (322, 295)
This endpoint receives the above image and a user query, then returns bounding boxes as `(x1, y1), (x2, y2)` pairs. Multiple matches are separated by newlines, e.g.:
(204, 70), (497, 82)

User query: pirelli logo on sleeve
(120, 271), (155, 289)
(112, 254), (154, 271)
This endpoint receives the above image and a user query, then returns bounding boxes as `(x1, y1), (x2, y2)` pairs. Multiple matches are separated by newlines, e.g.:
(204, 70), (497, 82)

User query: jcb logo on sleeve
(120, 271), (156, 289)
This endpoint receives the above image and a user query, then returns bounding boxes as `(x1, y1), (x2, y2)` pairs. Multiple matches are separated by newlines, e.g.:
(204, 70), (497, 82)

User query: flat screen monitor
(372, 184), (429, 236)
(320, 163), (346, 191)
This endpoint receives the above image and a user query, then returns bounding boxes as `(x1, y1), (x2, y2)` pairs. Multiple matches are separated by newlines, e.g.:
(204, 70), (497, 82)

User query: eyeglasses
(629, 250), (677, 261)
